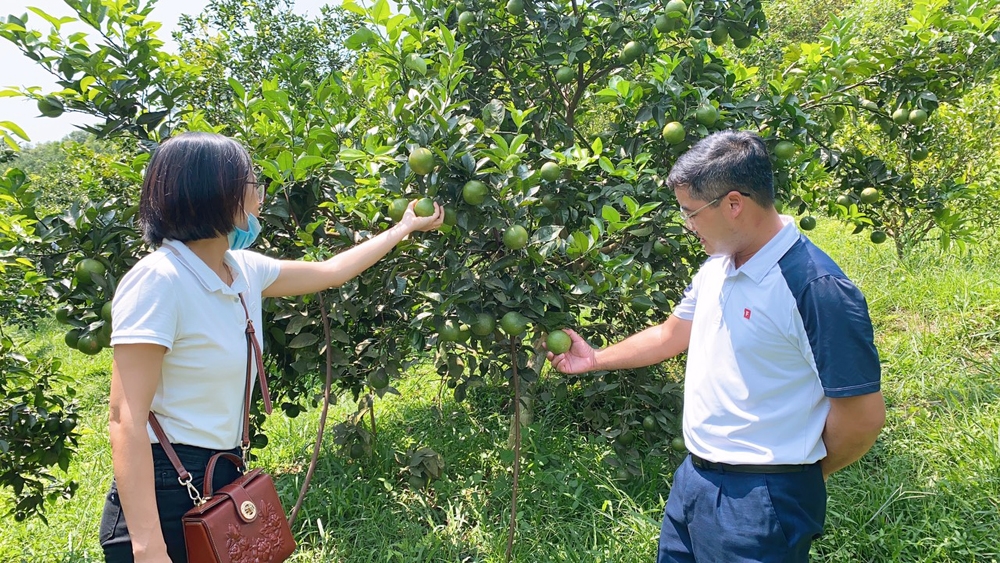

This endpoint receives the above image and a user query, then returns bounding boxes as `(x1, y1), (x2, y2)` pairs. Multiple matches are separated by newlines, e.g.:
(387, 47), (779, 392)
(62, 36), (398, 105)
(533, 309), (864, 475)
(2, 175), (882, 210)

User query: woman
(99, 132), (443, 562)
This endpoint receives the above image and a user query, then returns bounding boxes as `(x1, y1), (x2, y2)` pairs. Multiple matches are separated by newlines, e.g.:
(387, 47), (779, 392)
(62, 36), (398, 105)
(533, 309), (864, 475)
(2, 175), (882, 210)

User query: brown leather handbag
(148, 294), (295, 563)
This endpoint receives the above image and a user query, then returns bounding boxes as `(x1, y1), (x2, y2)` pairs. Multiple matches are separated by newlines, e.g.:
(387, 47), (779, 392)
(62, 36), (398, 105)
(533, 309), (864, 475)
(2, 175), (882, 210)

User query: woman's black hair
(139, 132), (254, 246)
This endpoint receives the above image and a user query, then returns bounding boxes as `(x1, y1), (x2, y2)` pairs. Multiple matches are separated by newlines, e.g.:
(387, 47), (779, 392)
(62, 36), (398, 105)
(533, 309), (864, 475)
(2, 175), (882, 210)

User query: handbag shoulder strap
(147, 291), (273, 481)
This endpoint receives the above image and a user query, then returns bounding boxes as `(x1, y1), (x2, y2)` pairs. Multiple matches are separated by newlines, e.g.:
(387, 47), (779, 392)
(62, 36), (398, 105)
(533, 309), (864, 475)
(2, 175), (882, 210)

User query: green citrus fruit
(710, 23), (729, 46)
(443, 205), (457, 226)
(414, 197), (436, 217)
(892, 107), (909, 125)
(541, 193), (559, 211)
(462, 180), (488, 205)
(546, 330), (572, 354)
(75, 258), (106, 284)
(911, 146), (929, 161)
(799, 216), (817, 231)
(695, 104), (719, 127)
(860, 187), (880, 204)
(665, 0), (687, 15)
(733, 35), (752, 49)
(55, 307), (72, 324)
(774, 140), (796, 160)
(438, 320), (461, 342)
(869, 230), (887, 244)
(540, 161), (561, 182)
(642, 415), (657, 432)
(388, 198), (409, 222)
(620, 41), (643, 64)
(653, 240), (670, 256)
(728, 25), (746, 40)
(458, 11), (475, 27)
(64, 328), (82, 349)
(471, 313), (496, 337)
(76, 333), (103, 355)
(503, 224), (529, 250)
(662, 121), (685, 144)
(654, 15), (675, 33)
(101, 301), (113, 323)
(506, 0), (524, 15)
(97, 323), (112, 348)
(555, 66), (575, 84)
(618, 430), (635, 447)
(408, 147), (435, 175)
(836, 194), (851, 207)
(369, 371), (390, 390)
(37, 96), (64, 118)
(671, 436), (686, 452)
(499, 311), (529, 336)
(908, 109), (928, 126)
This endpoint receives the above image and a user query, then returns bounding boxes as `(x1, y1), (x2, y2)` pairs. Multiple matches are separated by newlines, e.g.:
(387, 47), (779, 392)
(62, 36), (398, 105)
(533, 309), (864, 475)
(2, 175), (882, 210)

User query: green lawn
(2, 222), (998, 562)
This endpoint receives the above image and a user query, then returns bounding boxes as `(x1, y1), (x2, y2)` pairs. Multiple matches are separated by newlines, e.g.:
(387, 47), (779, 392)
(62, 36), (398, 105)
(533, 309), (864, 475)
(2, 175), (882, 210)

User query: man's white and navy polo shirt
(672, 216), (880, 465)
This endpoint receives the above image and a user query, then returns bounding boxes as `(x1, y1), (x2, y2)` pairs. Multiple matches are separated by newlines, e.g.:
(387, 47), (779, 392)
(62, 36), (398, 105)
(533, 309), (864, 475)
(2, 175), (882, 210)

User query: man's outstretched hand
(545, 328), (597, 375)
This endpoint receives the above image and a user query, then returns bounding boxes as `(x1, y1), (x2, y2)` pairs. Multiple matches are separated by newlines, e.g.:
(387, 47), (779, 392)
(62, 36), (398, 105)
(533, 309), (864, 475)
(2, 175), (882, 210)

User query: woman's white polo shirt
(110, 239), (281, 451)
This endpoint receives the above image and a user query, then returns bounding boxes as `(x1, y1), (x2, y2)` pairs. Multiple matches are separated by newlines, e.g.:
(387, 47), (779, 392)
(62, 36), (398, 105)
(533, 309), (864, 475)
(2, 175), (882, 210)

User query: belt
(689, 454), (813, 474)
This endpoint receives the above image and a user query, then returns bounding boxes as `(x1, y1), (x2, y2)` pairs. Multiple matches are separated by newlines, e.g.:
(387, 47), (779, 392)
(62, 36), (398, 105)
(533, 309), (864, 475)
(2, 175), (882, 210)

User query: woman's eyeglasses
(248, 173), (266, 203)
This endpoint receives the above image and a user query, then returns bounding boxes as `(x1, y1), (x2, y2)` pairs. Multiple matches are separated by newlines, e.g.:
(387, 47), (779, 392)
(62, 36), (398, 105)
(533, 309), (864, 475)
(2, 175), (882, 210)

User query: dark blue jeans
(99, 443), (241, 563)
(657, 455), (827, 563)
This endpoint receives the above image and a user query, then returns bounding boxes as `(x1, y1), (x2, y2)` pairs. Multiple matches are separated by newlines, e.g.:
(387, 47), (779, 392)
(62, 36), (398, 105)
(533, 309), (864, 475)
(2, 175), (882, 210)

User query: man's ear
(726, 191), (745, 217)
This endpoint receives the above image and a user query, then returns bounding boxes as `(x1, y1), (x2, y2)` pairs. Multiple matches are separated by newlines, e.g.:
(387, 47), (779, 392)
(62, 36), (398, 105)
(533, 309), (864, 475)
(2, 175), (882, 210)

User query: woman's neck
(184, 236), (232, 284)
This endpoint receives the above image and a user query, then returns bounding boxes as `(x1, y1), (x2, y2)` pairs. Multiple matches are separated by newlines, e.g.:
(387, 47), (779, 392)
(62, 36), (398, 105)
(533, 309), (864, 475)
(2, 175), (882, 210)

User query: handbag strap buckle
(179, 475), (207, 506)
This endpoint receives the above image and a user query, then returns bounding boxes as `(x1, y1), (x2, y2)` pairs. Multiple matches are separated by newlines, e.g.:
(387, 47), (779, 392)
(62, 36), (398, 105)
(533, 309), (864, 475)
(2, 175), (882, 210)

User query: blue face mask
(228, 213), (261, 250)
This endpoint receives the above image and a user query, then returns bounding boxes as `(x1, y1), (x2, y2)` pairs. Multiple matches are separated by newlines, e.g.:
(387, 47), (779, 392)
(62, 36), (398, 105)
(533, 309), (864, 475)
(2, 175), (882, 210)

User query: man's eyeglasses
(678, 196), (722, 223)
(677, 191), (753, 223)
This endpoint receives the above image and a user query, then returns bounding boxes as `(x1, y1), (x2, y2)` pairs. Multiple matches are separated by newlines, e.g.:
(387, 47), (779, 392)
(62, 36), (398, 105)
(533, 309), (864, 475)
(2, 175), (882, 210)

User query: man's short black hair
(139, 132), (254, 247)
(665, 130), (774, 208)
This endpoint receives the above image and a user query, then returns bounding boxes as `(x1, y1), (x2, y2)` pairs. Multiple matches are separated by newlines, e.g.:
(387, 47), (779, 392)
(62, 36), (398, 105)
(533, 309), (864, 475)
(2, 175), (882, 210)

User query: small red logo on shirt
(743, 308), (752, 319)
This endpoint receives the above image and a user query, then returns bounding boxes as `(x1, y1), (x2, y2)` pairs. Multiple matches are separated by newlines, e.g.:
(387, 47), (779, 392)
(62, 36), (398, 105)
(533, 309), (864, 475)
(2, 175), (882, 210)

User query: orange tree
(2, 0), (998, 523)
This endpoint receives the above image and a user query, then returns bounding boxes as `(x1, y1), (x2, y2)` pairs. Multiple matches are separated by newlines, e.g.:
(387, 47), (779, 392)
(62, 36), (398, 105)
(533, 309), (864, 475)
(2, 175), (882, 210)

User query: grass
(2, 221), (999, 562)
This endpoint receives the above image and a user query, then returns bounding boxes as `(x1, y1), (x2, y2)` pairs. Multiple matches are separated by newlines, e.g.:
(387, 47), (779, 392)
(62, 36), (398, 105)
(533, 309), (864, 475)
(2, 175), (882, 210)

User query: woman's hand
(400, 200), (445, 233)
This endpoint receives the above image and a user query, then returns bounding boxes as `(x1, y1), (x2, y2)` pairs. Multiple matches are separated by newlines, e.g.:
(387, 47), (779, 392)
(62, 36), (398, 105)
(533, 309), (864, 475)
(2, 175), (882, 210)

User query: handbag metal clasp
(179, 475), (207, 506)
(240, 500), (257, 521)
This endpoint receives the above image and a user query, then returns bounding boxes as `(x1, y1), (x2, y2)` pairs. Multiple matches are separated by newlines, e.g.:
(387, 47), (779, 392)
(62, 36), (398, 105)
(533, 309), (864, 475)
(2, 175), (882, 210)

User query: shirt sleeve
(110, 257), (178, 350)
(236, 250), (282, 293)
(796, 275), (881, 398)
(672, 268), (702, 321)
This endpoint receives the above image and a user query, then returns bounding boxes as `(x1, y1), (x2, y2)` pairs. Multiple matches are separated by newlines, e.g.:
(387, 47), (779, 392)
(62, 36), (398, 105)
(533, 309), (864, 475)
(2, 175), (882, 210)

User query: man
(547, 130), (885, 562)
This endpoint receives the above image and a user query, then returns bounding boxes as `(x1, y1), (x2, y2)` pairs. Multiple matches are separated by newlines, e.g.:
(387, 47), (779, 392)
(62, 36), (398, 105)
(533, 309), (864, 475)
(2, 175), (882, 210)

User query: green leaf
(372, 0), (390, 24)
(227, 77), (245, 99)
(295, 155), (326, 171)
(342, 0), (368, 16)
(276, 150), (294, 172)
(345, 28), (375, 50)
(601, 205), (621, 224)
(288, 333), (320, 349)
(622, 196), (639, 217)
(0, 121), (29, 141)
(27, 7), (76, 30)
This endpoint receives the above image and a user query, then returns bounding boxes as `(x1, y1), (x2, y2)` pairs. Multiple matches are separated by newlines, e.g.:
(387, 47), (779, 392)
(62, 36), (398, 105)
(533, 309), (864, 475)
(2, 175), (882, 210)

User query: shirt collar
(160, 239), (248, 296)
(729, 215), (800, 284)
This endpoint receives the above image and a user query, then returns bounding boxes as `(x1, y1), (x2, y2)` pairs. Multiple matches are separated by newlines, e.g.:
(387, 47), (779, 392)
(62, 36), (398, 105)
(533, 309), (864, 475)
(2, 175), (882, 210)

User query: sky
(1, 0), (333, 145)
